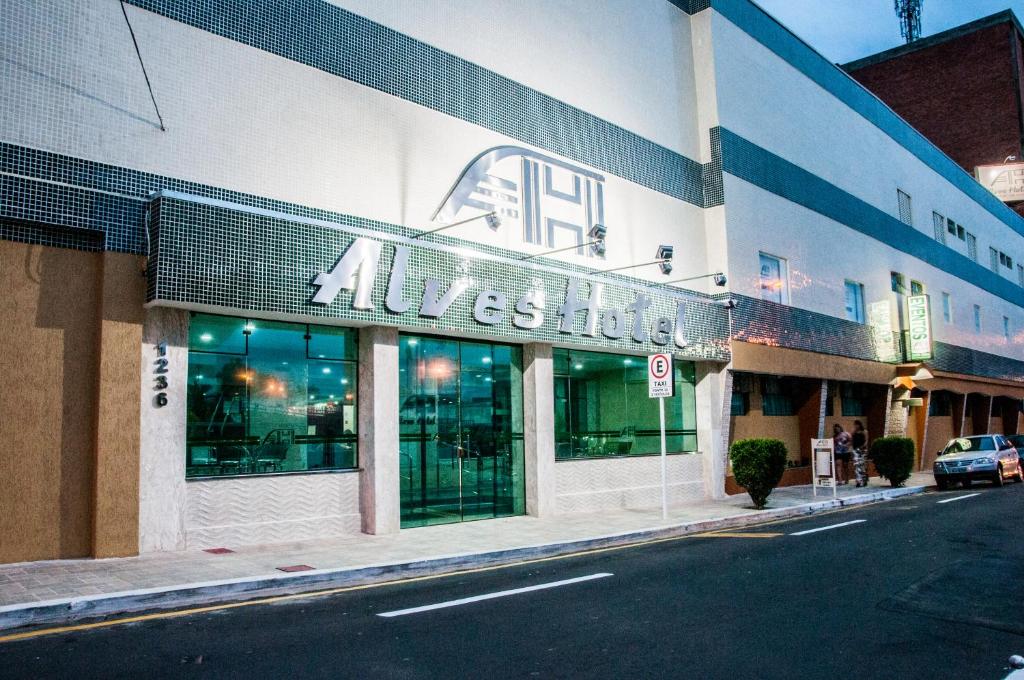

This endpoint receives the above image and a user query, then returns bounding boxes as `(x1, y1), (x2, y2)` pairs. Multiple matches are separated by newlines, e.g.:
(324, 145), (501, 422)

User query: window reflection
(553, 349), (697, 459)
(186, 314), (357, 478)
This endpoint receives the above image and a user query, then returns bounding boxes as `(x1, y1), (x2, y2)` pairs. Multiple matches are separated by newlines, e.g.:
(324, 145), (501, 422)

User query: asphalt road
(3, 485), (1024, 680)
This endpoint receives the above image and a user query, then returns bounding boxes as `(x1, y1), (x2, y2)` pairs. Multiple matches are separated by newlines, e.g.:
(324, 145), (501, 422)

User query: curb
(0, 485), (926, 633)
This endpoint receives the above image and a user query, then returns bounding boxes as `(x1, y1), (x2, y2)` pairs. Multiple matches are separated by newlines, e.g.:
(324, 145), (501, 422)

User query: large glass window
(759, 253), (788, 304)
(186, 314), (358, 478)
(844, 280), (865, 323)
(553, 349), (697, 458)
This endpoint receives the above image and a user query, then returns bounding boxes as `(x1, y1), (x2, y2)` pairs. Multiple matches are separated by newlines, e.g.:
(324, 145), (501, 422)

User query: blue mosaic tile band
(719, 128), (1024, 309)
(727, 293), (898, 364)
(122, 0), (705, 207)
(709, 0), (1024, 238)
(931, 342), (1024, 384)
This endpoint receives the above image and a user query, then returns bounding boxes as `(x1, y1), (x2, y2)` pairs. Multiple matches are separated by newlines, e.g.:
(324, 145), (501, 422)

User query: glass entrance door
(399, 335), (525, 528)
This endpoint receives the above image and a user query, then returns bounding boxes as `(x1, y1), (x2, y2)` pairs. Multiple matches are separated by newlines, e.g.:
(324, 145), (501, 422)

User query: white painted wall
(331, 0), (701, 159)
(0, 0), (711, 289)
(723, 176), (1024, 361)
(710, 12), (1024, 304)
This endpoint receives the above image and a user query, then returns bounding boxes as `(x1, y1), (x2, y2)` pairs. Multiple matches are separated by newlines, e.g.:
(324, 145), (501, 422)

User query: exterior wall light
(413, 210), (501, 239)
(520, 223), (607, 261)
(599, 244), (675, 276)
(666, 271), (728, 287)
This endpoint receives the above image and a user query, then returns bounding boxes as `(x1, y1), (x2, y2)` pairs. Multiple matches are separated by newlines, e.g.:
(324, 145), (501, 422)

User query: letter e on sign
(648, 353), (674, 398)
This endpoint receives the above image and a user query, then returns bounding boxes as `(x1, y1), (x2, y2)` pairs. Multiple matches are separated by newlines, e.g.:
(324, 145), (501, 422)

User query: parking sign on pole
(648, 354), (673, 519)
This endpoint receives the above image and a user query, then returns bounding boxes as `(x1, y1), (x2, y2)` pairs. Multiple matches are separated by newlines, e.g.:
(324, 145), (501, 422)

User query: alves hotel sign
(146, 192), (730, 362)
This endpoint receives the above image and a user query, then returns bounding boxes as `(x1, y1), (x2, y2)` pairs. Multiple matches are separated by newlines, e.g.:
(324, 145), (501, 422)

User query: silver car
(933, 435), (1022, 490)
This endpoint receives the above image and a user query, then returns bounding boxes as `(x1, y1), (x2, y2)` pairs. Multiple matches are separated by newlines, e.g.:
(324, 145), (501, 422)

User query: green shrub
(730, 438), (788, 509)
(870, 436), (915, 487)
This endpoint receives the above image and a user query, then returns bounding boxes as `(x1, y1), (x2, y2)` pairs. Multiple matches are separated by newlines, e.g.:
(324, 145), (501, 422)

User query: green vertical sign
(906, 294), (932, 361)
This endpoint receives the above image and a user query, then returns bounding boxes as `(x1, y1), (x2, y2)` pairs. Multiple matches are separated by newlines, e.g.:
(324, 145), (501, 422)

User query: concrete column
(797, 379), (826, 464)
(93, 252), (146, 558)
(952, 393), (967, 437)
(138, 306), (189, 553)
(523, 343), (556, 518)
(884, 387), (906, 436)
(696, 362), (731, 500)
(358, 326), (400, 535)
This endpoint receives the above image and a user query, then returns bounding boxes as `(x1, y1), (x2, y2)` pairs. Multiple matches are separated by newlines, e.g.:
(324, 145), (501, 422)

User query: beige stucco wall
(0, 240), (100, 563)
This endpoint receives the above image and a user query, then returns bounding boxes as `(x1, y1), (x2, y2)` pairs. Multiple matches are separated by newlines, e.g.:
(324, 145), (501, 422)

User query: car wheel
(963, 478), (972, 488)
(993, 466), (1004, 487)
(936, 478), (948, 491)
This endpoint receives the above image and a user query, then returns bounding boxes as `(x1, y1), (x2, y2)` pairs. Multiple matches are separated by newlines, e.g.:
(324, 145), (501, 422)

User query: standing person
(852, 420), (869, 487)
(833, 423), (852, 485)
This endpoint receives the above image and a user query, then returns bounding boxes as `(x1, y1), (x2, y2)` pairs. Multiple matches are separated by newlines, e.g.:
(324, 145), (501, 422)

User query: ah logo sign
(433, 146), (607, 258)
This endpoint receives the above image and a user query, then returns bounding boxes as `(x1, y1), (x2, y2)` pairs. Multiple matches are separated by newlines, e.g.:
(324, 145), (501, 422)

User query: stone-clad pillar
(696, 363), (731, 500)
(358, 326), (400, 535)
(523, 343), (556, 517)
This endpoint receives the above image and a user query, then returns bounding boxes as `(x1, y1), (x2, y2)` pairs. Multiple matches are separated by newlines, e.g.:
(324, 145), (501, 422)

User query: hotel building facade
(2, 0), (1023, 564)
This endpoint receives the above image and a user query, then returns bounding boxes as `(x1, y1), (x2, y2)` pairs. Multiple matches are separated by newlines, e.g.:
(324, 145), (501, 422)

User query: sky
(755, 0), (1024, 64)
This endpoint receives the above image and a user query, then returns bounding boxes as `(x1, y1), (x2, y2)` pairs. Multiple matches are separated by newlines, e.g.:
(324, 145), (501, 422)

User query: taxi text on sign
(648, 353), (674, 398)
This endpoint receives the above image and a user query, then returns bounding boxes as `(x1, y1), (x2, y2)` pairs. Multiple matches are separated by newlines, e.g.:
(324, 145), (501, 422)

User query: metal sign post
(648, 353), (674, 520)
(811, 438), (836, 499)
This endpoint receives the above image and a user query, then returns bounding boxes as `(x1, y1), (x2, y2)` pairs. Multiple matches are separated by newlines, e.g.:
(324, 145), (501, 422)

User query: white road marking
(377, 573), (613, 618)
(790, 519), (866, 536)
(936, 493), (981, 504)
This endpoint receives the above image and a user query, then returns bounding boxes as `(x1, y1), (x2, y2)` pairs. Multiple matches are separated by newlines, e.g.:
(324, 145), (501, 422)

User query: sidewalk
(0, 473), (932, 632)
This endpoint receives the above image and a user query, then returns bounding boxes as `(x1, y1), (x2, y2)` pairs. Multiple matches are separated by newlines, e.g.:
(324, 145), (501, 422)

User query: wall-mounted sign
(867, 300), (899, 362)
(976, 163), (1024, 203)
(435, 146), (607, 258)
(153, 341), (169, 407)
(146, 192), (732, 363)
(906, 294), (933, 361)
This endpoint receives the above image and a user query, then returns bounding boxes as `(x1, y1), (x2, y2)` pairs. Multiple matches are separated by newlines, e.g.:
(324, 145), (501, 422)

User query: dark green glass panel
(553, 348), (698, 459)
(189, 313), (247, 354)
(186, 314), (357, 477)
(399, 335), (525, 528)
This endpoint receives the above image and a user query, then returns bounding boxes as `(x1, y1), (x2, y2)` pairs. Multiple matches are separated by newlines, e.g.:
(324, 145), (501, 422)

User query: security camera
(712, 273), (728, 287)
(720, 298), (737, 309)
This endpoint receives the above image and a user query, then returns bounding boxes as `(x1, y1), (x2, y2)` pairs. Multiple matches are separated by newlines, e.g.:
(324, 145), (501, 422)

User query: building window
(730, 392), (749, 417)
(897, 189), (913, 225)
(990, 247), (1000, 273)
(1018, 264), (1024, 287)
(966, 232), (978, 261)
(1000, 252), (1014, 269)
(890, 272), (906, 295)
(759, 252), (788, 304)
(974, 304), (982, 334)
(941, 292), (952, 323)
(945, 218), (965, 240)
(840, 383), (867, 416)
(844, 280), (865, 323)
(186, 314), (358, 478)
(932, 212), (946, 244)
(929, 391), (952, 417)
(761, 376), (795, 416)
(553, 349), (697, 458)
(910, 280), (925, 296)
(1004, 316), (1011, 341)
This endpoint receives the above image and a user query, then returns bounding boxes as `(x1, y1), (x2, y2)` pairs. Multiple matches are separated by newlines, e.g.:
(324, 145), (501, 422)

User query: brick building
(844, 10), (1024, 214)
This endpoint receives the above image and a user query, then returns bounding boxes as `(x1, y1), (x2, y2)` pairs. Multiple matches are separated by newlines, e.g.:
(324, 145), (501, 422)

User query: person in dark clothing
(852, 419), (869, 487)
(833, 423), (852, 484)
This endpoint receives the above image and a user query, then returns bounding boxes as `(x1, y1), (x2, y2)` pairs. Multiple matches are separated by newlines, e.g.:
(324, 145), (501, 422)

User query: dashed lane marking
(936, 493), (981, 504)
(790, 519), (866, 536)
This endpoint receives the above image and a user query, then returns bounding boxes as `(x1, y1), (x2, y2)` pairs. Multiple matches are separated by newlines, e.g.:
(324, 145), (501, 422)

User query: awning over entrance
(730, 341), (896, 384)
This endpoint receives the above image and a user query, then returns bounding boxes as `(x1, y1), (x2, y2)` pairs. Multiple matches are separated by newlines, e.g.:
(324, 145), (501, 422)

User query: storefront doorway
(399, 335), (526, 527)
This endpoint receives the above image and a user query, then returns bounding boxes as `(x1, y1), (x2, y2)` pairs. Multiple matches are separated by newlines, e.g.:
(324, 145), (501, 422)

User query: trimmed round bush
(730, 438), (788, 509)
(870, 436), (915, 487)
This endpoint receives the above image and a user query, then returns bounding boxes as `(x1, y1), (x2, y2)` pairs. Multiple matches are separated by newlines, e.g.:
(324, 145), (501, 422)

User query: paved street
(3, 485), (1023, 679)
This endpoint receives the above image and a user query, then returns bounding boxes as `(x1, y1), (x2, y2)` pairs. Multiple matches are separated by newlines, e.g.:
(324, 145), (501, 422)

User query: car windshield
(943, 437), (995, 454)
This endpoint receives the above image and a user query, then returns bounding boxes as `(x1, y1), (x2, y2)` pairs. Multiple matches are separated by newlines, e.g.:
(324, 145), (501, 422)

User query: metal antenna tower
(894, 0), (923, 44)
